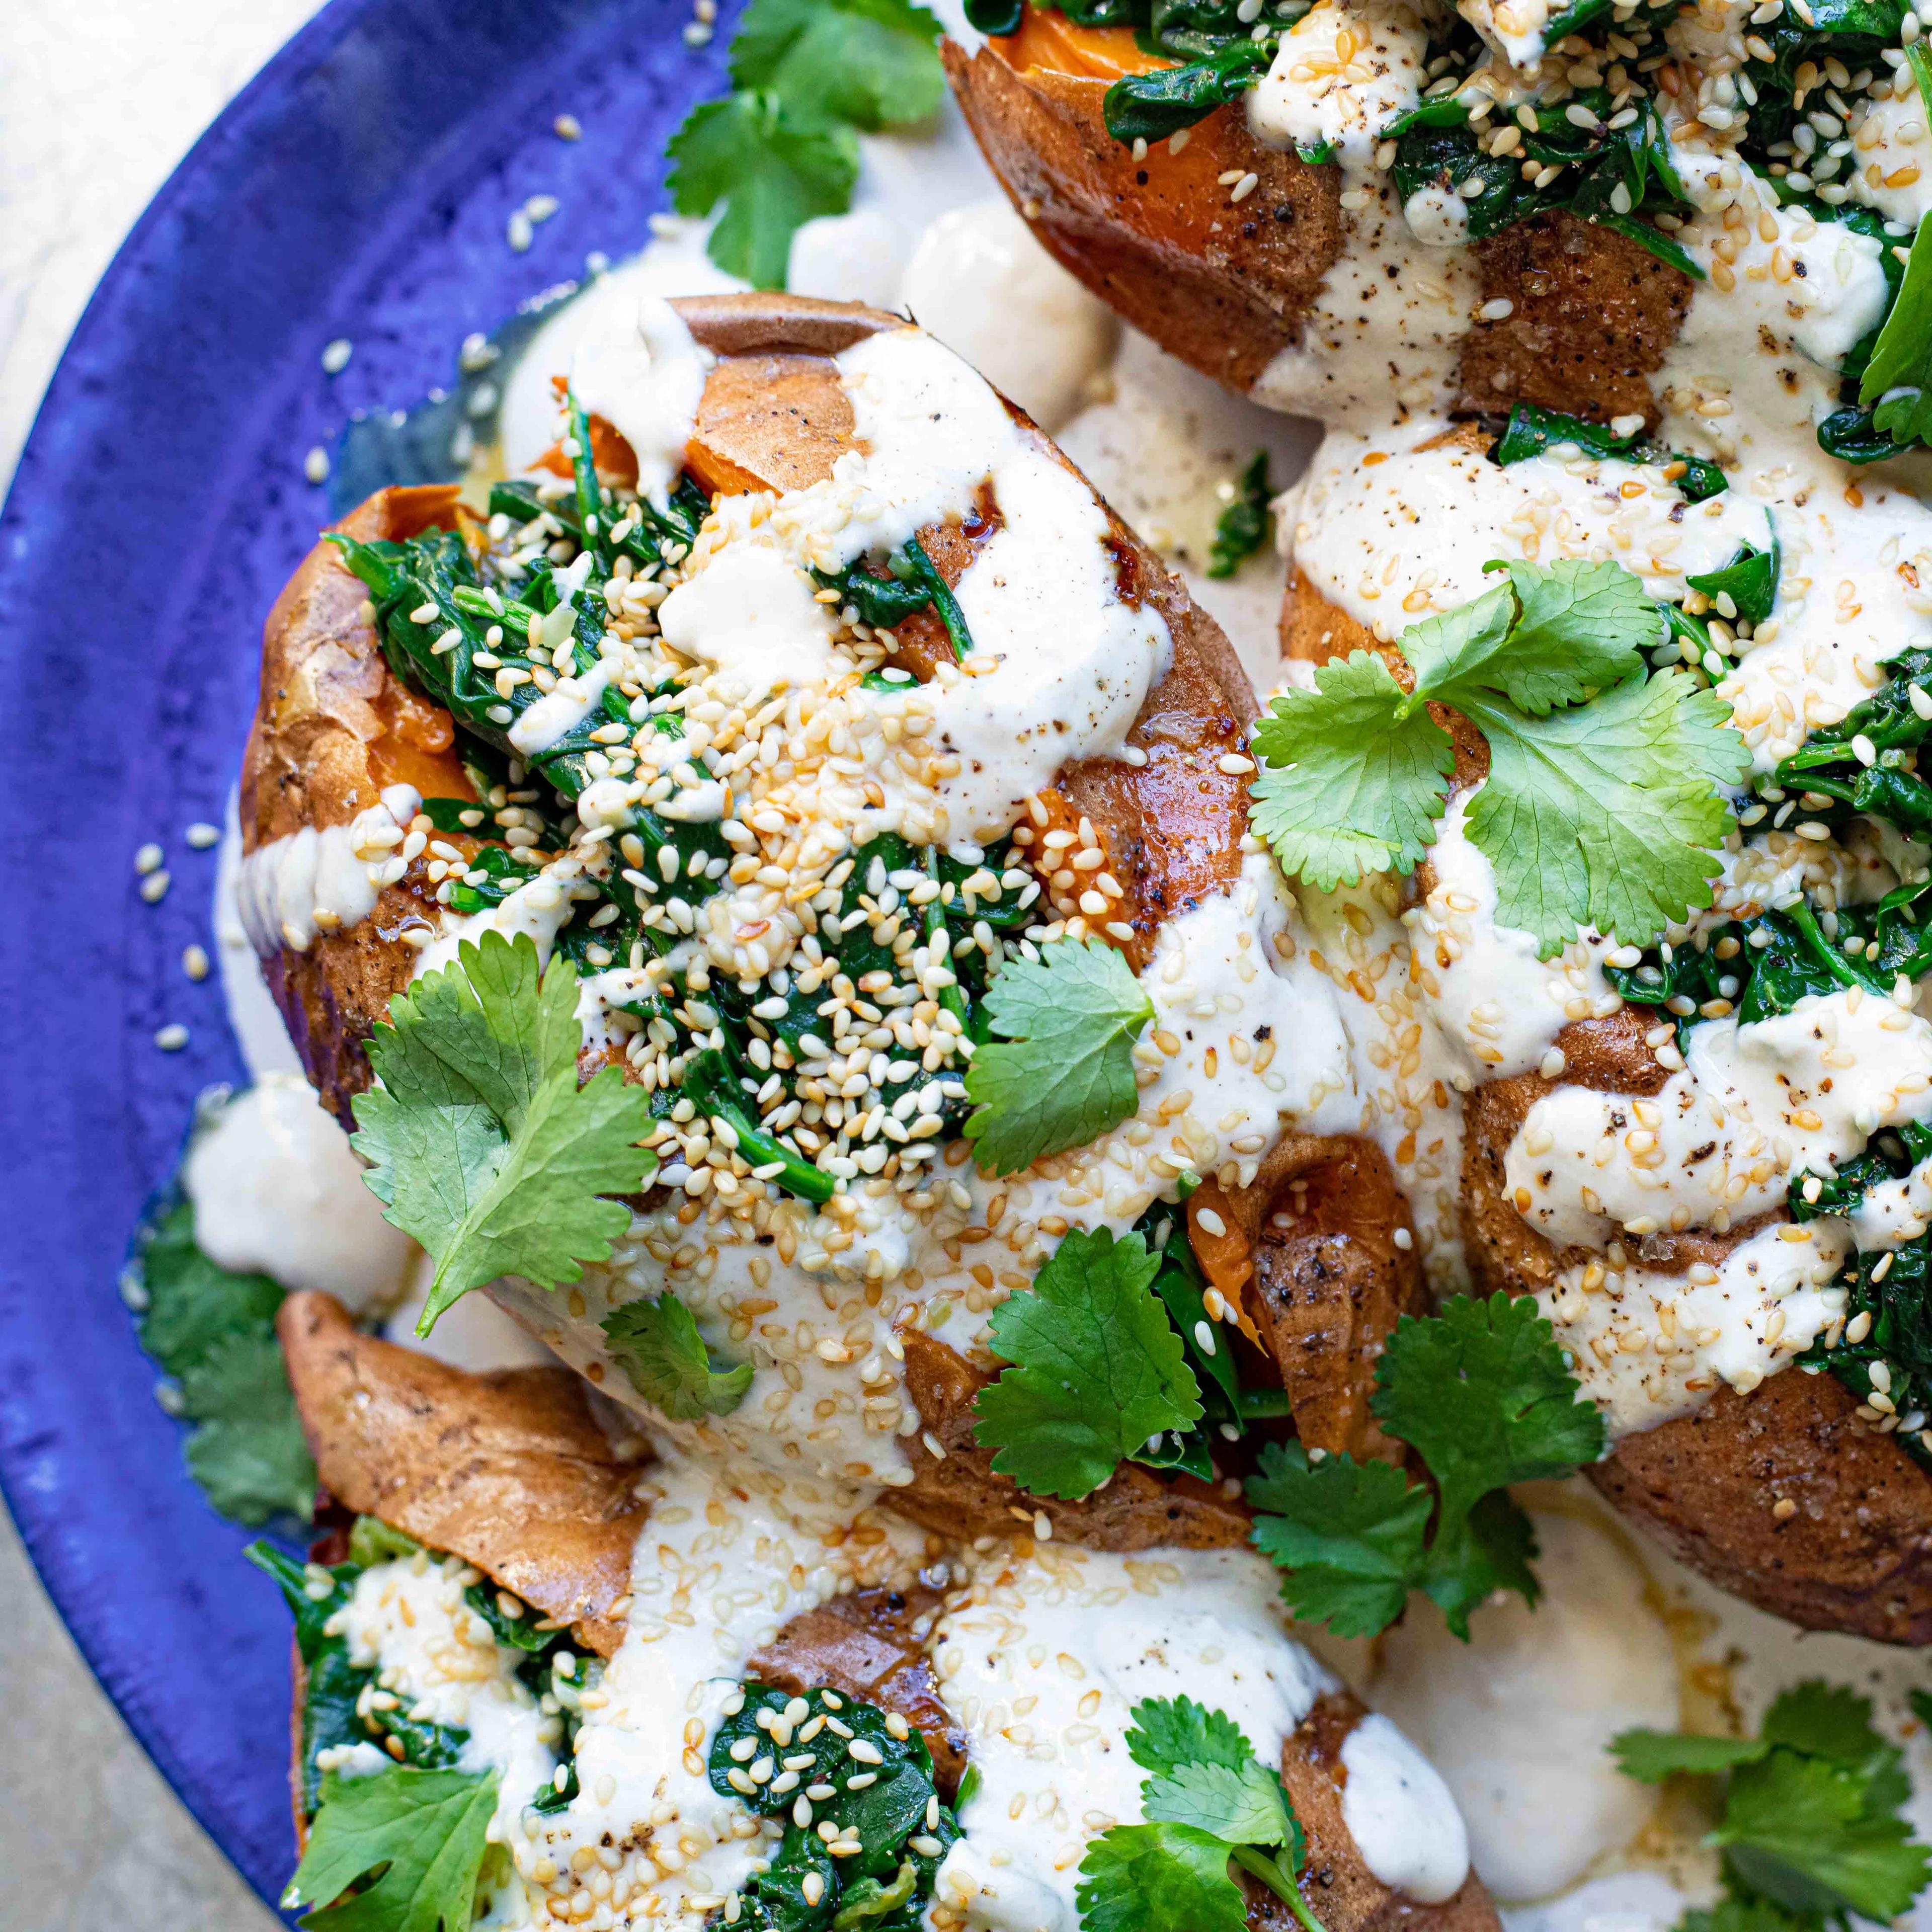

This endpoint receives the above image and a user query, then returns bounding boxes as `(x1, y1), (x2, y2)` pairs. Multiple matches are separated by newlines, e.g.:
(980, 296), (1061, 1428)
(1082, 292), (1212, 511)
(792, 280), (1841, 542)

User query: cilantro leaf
(1247, 652), (1453, 891)
(1099, 1699), (1323, 1932)
(1760, 1683), (1895, 1778)
(285, 1767), (499, 1931)
(1144, 1759), (1298, 1848)
(1614, 1678), (1932, 1932)
(1245, 1442), (1430, 1639)
(963, 938), (1154, 1176)
(1466, 559), (1662, 712)
(973, 1227), (1201, 1499)
(351, 931), (657, 1336)
(1718, 1750), (1930, 1922)
(1861, 212), (1932, 452)
(1207, 451), (1273, 580)
(1457, 668), (1745, 952)
(1126, 1697), (1256, 1779)
(729, 0), (944, 132)
(134, 1198), (313, 1526)
(1678, 1899), (1814, 1932)
(1076, 1824), (1250, 1932)
(602, 1293), (754, 1420)
(1248, 559), (1747, 954)
(1612, 1730), (1770, 1783)
(178, 1329), (317, 1525)
(1375, 1294), (1606, 1538)
(1249, 1296), (1603, 1641)
(138, 1199), (285, 1373)
(667, 92), (859, 289)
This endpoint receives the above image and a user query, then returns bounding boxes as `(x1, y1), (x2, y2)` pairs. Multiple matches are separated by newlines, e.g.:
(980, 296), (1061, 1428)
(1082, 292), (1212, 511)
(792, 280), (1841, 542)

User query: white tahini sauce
(182, 1074), (416, 1312)
(930, 1544), (1378, 1931)
(1541, 1218), (1852, 1432)
(1352, 1507), (1679, 1900)
(568, 293), (712, 511)
(1339, 1713), (1470, 1904)
(1507, 988), (1932, 1246)
(236, 783), (423, 954)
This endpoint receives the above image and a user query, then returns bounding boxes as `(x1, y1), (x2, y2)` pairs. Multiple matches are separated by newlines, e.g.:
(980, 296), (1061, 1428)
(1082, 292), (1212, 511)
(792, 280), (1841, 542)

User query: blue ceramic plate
(0, 0), (722, 1906)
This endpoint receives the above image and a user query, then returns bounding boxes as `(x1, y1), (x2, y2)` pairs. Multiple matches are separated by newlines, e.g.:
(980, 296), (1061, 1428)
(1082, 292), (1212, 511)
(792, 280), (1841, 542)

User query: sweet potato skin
(1266, 1692), (1499, 1932)
(278, 1290), (649, 1655)
(946, 17), (1691, 423)
(942, 36), (1341, 393)
(1461, 211), (1692, 429)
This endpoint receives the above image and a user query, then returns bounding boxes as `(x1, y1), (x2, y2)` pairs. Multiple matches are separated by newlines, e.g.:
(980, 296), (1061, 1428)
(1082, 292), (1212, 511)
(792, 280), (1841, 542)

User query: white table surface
(0, 6), (323, 1923)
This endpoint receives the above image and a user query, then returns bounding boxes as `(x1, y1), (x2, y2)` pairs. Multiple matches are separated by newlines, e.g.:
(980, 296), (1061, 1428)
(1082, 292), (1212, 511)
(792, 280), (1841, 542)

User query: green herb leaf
(973, 1227), (1201, 1499)
(1861, 212), (1932, 451)
(1144, 1759), (1298, 1847)
(1760, 1682), (1897, 1774)
(1249, 560), (1746, 954)
(667, 91), (860, 288)
(1126, 1697), (1257, 1780)
(1076, 1823), (1251, 1932)
(1244, 1442), (1431, 1639)
(1465, 559), (1663, 712)
(602, 1293), (754, 1420)
(730, 0), (945, 132)
(285, 1767), (499, 1931)
(1374, 1294), (1606, 1561)
(1208, 451), (1273, 579)
(1247, 652), (1454, 892)
(963, 938), (1154, 1175)
(178, 1330), (317, 1525)
(1611, 1730), (1771, 1783)
(1718, 1751), (1931, 1921)
(1084, 1699), (1321, 1932)
(351, 930), (657, 1335)
(1615, 1679), (1932, 1930)
(134, 1197), (313, 1526)
(1248, 1296), (1603, 1640)
(1457, 668), (1746, 952)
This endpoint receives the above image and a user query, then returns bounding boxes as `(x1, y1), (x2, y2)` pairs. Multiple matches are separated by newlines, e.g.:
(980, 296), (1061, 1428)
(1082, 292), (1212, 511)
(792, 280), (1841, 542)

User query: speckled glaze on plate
(0, 0), (723, 1906)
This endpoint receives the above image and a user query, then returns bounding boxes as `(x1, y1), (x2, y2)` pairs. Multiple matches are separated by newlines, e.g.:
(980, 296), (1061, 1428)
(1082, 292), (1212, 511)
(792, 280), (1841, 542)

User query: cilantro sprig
(351, 930), (657, 1335)
(1248, 1295), (1606, 1639)
(667, 0), (946, 287)
(1615, 1682), (1932, 1930)
(602, 1293), (754, 1420)
(1249, 558), (1748, 956)
(973, 1226), (1202, 1499)
(283, 1766), (500, 1932)
(1077, 1697), (1326, 1932)
(131, 1195), (314, 1527)
(963, 937), (1154, 1176)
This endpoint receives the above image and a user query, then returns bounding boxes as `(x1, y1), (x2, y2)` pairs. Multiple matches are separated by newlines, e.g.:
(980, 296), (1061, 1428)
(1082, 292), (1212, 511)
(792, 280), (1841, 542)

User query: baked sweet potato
(1279, 569), (1932, 1643)
(944, 8), (1689, 425)
(248, 291), (1428, 1554)
(277, 1293), (1494, 1927)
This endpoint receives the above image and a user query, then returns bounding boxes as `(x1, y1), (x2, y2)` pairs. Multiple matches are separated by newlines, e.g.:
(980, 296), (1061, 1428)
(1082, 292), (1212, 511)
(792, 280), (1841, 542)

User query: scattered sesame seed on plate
(134, 842), (164, 875)
(154, 1023), (189, 1052)
(304, 446), (331, 484)
(185, 821), (220, 849)
(320, 337), (352, 374)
